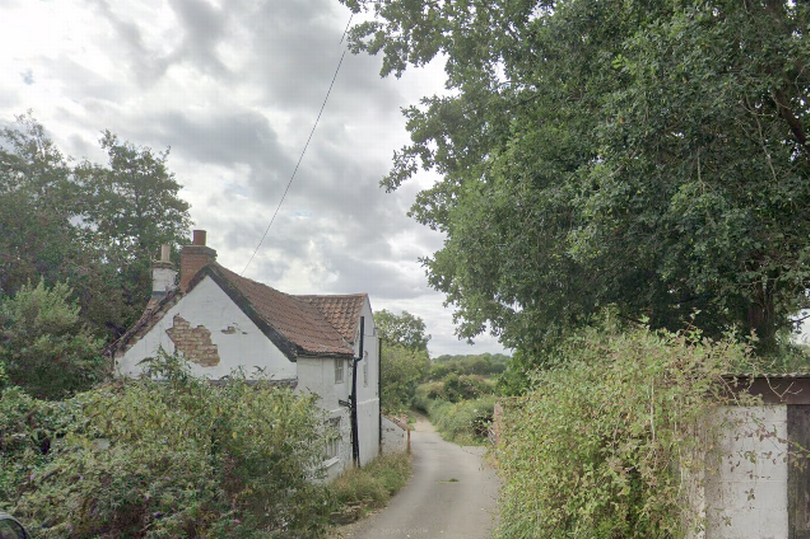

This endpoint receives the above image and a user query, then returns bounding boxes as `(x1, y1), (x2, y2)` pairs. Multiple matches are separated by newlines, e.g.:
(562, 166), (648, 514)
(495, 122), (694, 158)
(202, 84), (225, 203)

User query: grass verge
(328, 452), (412, 524)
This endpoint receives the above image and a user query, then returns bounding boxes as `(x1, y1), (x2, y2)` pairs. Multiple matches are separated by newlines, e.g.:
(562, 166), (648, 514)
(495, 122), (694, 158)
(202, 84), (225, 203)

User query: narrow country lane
(333, 417), (500, 539)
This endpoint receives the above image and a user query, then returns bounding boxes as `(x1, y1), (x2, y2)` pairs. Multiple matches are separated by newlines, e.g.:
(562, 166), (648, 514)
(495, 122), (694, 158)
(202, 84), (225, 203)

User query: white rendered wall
(296, 299), (381, 472)
(703, 406), (788, 539)
(297, 356), (352, 478)
(355, 299), (381, 467)
(116, 276), (296, 381)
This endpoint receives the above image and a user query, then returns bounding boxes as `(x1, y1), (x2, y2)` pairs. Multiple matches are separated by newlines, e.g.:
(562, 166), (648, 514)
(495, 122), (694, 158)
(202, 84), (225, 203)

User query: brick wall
(165, 314), (220, 367)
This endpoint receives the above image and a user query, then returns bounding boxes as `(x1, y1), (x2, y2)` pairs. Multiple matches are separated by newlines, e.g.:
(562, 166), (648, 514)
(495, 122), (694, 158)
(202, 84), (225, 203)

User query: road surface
(333, 417), (500, 539)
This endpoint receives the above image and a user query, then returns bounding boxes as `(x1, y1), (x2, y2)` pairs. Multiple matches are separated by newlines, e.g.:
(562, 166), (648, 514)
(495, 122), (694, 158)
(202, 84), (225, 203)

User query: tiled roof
(297, 294), (367, 344)
(212, 264), (358, 358)
(110, 263), (366, 360)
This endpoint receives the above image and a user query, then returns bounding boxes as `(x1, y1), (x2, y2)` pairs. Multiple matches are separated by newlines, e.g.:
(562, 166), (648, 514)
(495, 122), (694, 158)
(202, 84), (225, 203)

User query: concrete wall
(116, 276), (296, 381)
(696, 406), (789, 539)
(381, 416), (408, 454)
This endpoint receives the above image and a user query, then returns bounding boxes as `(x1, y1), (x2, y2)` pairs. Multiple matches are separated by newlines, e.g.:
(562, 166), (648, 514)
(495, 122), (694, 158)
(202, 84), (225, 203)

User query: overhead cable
(241, 15), (352, 276)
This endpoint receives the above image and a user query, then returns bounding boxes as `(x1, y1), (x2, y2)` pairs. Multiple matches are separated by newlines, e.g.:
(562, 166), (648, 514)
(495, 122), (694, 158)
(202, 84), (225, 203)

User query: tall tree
(0, 113), (85, 296)
(343, 0), (810, 356)
(0, 116), (192, 340)
(75, 132), (191, 336)
(376, 309), (431, 352)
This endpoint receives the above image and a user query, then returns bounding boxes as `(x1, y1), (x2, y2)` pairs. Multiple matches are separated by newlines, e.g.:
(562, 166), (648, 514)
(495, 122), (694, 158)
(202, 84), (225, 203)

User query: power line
(241, 15), (352, 276)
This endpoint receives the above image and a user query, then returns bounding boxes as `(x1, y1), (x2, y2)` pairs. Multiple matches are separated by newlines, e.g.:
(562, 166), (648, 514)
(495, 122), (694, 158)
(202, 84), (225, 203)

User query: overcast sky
(0, 0), (508, 358)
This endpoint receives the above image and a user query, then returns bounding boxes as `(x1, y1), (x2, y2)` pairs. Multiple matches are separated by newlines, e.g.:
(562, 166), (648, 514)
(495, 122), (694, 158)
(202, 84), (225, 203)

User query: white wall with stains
(696, 406), (789, 539)
(116, 275), (297, 381)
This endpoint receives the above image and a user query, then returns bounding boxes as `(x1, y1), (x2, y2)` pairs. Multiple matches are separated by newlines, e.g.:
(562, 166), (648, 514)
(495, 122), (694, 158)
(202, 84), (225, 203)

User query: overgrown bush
(412, 384), (495, 446)
(0, 387), (77, 508)
(431, 397), (495, 445)
(0, 280), (105, 400)
(441, 373), (493, 402)
(495, 323), (753, 539)
(7, 355), (331, 539)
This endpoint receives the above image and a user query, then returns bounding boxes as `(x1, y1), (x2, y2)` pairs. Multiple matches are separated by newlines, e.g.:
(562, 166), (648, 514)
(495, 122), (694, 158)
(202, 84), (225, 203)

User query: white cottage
(112, 230), (381, 479)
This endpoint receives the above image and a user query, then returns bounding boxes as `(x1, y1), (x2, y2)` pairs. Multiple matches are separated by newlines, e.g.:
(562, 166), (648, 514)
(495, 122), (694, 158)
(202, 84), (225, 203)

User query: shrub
(381, 343), (429, 414)
(0, 280), (105, 400)
(413, 381), (444, 413)
(10, 356), (331, 539)
(431, 397), (495, 445)
(441, 373), (493, 402)
(495, 323), (753, 539)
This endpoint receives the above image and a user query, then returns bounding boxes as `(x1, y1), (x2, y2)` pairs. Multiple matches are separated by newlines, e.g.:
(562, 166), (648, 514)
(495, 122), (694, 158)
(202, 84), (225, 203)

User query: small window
(325, 417), (341, 460)
(334, 358), (344, 384)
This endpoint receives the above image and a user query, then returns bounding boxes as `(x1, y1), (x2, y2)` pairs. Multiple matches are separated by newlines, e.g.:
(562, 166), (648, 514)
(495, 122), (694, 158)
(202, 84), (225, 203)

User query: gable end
(195, 266), (301, 361)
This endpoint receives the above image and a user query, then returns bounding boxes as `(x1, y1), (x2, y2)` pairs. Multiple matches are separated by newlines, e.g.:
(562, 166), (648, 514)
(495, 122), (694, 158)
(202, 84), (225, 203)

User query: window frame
(334, 358), (344, 384)
(324, 416), (342, 461)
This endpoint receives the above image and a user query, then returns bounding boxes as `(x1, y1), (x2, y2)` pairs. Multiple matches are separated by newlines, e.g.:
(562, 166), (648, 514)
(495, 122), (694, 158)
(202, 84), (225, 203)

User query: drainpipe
(349, 317), (364, 467)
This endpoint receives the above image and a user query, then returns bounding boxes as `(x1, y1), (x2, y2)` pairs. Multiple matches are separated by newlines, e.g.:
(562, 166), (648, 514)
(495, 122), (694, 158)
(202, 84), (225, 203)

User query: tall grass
(329, 452), (412, 522)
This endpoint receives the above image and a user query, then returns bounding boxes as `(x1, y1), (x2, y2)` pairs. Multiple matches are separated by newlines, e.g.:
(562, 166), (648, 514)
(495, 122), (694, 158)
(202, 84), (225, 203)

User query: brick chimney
(151, 244), (176, 300)
(180, 230), (217, 292)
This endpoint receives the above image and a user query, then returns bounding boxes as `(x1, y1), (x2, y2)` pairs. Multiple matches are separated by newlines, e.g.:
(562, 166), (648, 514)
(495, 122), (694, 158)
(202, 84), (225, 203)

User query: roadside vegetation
(328, 452), (411, 523)
(496, 317), (758, 538)
(412, 358), (504, 445)
(1, 354), (333, 539)
(378, 309), (507, 445)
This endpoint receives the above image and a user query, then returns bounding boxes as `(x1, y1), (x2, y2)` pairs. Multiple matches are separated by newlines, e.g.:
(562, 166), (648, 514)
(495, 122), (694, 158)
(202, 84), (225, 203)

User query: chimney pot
(152, 244), (176, 300)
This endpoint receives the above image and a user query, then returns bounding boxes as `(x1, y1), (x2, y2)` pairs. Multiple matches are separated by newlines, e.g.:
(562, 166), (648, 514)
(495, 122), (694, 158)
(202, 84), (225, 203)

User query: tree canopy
(375, 309), (431, 352)
(0, 113), (191, 341)
(344, 0), (810, 357)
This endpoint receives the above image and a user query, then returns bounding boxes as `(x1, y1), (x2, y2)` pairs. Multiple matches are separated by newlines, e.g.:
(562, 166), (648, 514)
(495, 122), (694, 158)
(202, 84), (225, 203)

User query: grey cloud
(21, 70), (34, 85)
(135, 109), (294, 175)
(88, 0), (231, 84)
(165, 0), (230, 77)
(36, 56), (127, 103)
(227, 0), (401, 114)
(87, 0), (171, 84)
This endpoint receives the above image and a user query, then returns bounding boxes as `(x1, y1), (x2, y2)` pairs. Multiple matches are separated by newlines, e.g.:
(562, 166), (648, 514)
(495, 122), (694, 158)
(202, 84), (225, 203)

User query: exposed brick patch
(166, 315), (220, 367)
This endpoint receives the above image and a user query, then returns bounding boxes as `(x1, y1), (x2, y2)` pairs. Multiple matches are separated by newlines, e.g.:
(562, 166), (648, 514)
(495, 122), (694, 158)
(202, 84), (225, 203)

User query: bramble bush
(496, 321), (754, 539)
(5, 354), (331, 539)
